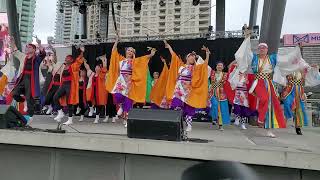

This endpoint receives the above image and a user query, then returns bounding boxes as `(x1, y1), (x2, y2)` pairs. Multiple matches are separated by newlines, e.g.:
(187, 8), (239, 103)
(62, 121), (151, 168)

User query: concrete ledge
(0, 129), (319, 171)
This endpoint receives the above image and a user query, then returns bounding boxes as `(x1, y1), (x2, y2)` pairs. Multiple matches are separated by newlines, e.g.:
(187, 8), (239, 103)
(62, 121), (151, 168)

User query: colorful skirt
(233, 104), (257, 118)
(114, 93), (133, 113)
(171, 97), (196, 117)
(210, 97), (230, 125)
(283, 85), (308, 127)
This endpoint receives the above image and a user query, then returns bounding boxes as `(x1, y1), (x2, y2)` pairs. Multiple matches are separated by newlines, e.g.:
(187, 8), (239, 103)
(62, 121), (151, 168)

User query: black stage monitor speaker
(127, 109), (183, 141)
(0, 105), (27, 129)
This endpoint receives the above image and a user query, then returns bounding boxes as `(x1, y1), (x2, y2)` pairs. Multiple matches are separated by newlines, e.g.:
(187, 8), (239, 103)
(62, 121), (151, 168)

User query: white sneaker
(112, 117), (116, 123)
(267, 130), (276, 138)
(63, 117), (73, 125)
(46, 106), (53, 115)
(54, 109), (65, 122)
(23, 101), (28, 112)
(103, 116), (109, 123)
(88, 107), (94, 117)
(76, 107), (81, 114)
(219, 126), (224, 131)
(186, 125), (192, 132)
(42, 106), (48, 111)
(234, 117), (240, 126)
(114, 115), (119, 120)
(240, 123), (247, 130)
(93, 115), (99, 124)
(117, 107), (123, 116)
(124, 120), (127, 128)
(79, 115), (84, 122)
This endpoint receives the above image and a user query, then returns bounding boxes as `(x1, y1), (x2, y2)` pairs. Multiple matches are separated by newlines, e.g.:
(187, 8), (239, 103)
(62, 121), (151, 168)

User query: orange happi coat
(86, 67), (108, 105)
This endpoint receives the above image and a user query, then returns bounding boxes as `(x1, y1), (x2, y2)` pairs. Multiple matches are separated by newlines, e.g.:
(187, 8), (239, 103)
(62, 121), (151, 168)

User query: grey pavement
(1, 115), (320, 171)
(30, 115), (320, 153)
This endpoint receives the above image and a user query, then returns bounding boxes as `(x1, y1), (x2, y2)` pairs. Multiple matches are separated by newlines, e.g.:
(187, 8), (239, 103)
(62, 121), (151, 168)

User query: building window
(168, 9), (173, 14)
(143, 11), (148, 16)
(151, 11), (156, 15)
(152, 4), (157, 9)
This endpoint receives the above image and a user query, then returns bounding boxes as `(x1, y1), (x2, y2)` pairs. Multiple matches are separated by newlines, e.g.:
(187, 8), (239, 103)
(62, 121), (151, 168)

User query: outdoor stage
(0, 115), (320, 172)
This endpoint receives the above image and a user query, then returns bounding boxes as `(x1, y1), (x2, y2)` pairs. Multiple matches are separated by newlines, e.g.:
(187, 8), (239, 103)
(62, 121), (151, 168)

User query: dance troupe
(0, 32), (320, 138)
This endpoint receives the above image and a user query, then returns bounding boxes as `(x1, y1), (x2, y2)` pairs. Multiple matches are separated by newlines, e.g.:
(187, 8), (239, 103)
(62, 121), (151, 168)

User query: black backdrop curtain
(72, 38), (244, 75)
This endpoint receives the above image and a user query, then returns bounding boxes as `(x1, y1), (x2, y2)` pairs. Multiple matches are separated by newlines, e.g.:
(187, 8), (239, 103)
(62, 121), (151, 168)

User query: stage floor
(1, 115), (320, 171)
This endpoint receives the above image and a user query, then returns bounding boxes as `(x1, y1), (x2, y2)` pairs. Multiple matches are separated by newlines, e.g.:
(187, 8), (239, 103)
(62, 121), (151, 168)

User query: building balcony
(199, 13), (209, 18)
(199, 0), (210, 5)
(159, 22), (165, 26)
(199, 20), (209, 24)
(134, 17), (140, 21)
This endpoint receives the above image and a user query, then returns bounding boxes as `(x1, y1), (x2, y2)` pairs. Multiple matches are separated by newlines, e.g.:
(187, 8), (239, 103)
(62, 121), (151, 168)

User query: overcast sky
(33, 0), (320, 43)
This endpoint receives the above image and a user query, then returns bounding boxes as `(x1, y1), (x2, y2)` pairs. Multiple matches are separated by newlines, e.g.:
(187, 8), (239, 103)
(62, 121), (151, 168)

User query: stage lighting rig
(192, 0), (200, 6)
(134, 0), (142, 13)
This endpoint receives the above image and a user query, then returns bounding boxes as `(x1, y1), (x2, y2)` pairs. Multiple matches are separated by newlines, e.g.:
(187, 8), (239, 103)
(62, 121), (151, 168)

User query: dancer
(53, 47), (85, 125)
(228, 61), (257, 130)
(42, 51), (61, 115)
(150, 56), (170, 109)
(106, 33), (156, 127)
(11, 37), (46, 125)
(164, 40), (210, 132)
(77, 67), (87, 122)
(209, 62), (231, 130)
(234, 36), (307, 137)
(281, 64), (320, 135)
(84, 56), (108, 124)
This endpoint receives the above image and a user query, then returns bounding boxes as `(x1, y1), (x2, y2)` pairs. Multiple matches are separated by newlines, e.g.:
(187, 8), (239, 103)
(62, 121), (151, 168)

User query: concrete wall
(0, 144), (319, 180)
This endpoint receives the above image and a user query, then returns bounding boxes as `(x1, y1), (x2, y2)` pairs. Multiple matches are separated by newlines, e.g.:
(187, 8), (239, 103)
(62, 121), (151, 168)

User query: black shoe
(296, 128), (303, 135)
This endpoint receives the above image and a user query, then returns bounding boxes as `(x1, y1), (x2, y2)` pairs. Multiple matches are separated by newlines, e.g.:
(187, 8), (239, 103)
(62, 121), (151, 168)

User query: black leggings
(12, 75), (35, 117)
(106, 93), (116, 117)
(44, 85), (59, 106)
(53, 82), (73, 117)
(78, 89), (87, 115)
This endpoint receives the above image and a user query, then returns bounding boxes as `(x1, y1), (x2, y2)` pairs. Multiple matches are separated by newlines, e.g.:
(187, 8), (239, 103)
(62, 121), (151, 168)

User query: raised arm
(305, 64), (320, 87)
(234, 37), (253, 73)
(83, 61), (90, 71)
(112, 31), (120, 52)
(160, 56), (167, 66)
(147, 47), (157, 59)
(10, 37), (25, 63)
(36, 37), (46, 62)
(201, 45), (210, 64)
(163, 40), (175, 55)
(72, 47), (85, 71)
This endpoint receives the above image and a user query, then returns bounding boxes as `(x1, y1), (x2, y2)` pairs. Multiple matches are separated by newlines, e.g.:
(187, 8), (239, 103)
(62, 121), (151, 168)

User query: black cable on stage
(66, 124), (127, 137)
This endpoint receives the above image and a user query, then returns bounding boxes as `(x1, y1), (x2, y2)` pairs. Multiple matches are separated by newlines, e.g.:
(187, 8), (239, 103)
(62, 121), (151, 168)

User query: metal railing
(64, 29), (260, 46)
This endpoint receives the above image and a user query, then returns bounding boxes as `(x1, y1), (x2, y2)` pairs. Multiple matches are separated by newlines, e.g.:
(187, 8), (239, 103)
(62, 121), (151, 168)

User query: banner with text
(283, 33), (320, 46)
